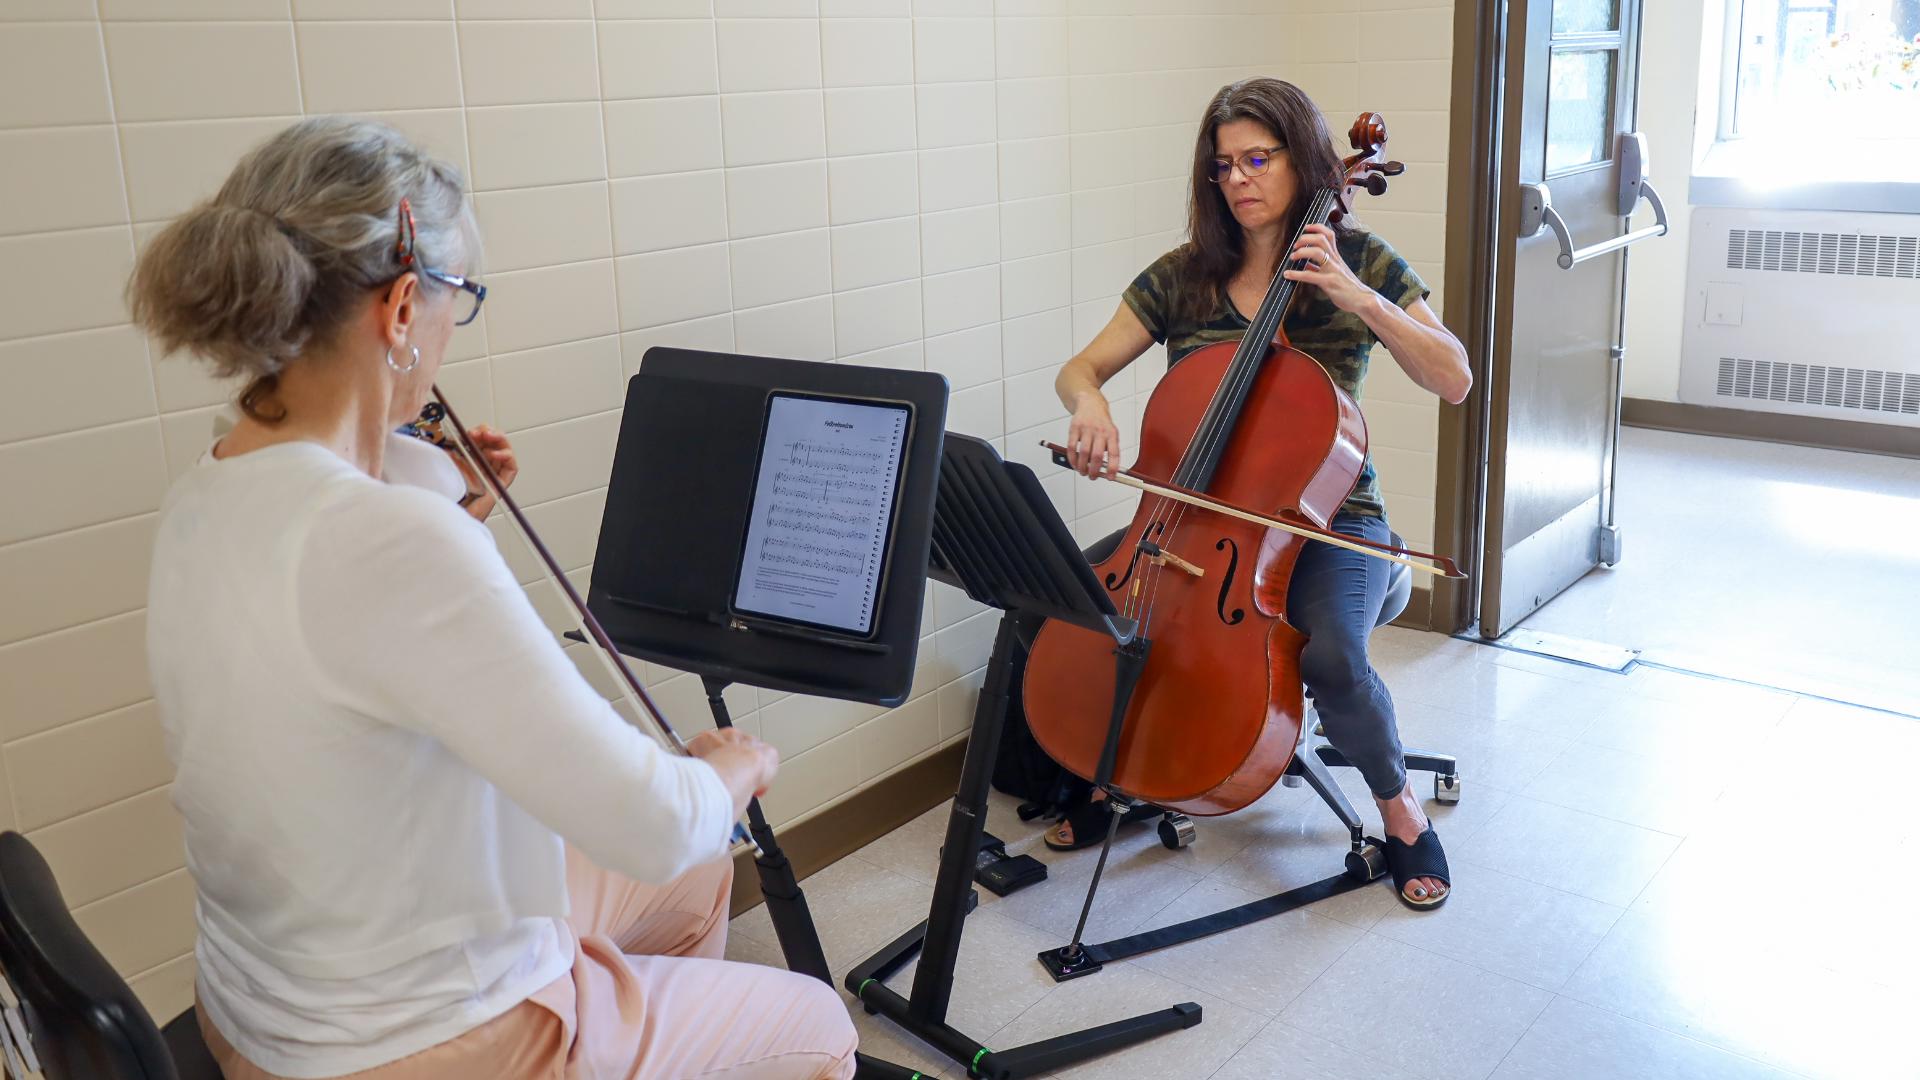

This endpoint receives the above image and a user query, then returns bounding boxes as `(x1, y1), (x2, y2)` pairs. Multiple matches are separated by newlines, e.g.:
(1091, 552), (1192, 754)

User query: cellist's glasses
(1207, 147), (1282, 183)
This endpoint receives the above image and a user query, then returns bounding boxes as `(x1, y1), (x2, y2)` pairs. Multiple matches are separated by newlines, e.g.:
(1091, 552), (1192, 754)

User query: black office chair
(1153, 535), (1462, 859)
(0, 831), (223, 1079)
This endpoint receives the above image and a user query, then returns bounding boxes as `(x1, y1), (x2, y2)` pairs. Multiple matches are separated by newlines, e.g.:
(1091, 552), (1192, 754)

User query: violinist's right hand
(688, 727), (780, 818)
(1066, 393), (1122, 479)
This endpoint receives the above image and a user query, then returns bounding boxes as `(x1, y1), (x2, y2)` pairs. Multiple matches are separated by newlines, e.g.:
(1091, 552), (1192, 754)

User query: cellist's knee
(1299, 633), (1371, 703)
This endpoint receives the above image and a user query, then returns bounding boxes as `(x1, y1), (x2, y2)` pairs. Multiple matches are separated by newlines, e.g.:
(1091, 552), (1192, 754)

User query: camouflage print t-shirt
(1121, 228), (1430, 519)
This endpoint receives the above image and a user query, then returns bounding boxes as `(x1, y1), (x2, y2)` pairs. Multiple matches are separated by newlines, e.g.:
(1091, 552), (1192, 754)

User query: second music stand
(843, 434), (1200, 1079)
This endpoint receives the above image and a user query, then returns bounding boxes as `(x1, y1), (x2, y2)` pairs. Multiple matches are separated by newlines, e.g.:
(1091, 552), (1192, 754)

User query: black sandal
(1382, 825), (1451, 910)
(1043, 798), (1159, 851)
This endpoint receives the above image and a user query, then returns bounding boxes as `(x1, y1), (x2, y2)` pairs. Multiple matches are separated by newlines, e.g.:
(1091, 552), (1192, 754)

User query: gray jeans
(1284, 511), (1406, 800)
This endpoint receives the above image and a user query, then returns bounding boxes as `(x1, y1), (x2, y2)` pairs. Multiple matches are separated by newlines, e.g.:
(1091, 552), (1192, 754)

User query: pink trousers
(202, 849), (858, 1079)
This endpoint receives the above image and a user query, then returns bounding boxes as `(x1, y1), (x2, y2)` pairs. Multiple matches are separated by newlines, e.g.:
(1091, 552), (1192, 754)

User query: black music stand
(580, 348), (948, 1080)
(843, 434), (1200, 1080)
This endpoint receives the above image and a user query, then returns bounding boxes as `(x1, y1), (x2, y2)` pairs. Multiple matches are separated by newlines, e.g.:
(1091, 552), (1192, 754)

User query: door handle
(1517, 134), (1669, 269)
(1518, 179), (1668, 269)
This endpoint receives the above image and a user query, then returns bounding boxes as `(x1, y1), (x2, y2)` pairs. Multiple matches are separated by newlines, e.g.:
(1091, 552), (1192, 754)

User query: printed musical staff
(734, 397), (910, 635)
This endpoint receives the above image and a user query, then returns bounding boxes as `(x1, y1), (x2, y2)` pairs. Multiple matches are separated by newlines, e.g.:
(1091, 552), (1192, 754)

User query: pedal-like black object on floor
(939, 830), (1049, 898)
(972, 831), (1047, 897)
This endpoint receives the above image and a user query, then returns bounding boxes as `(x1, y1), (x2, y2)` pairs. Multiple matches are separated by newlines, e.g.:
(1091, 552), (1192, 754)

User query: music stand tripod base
(843, 434), (1203, 1079)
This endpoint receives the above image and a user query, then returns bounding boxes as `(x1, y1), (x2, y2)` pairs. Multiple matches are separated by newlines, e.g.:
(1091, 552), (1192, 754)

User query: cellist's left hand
(459, 425), (518, 520)
(1283, 224), (1371, 315)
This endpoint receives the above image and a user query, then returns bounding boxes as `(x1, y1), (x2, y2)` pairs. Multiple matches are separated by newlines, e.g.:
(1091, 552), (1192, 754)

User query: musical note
(733, 395), (910, 635)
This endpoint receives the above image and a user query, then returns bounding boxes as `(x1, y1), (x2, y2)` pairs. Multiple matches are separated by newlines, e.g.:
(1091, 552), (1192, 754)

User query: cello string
(1129, 189), (1326, 636)
(1127, 190), (1321, 625)
(1132, 189), (1336, 640)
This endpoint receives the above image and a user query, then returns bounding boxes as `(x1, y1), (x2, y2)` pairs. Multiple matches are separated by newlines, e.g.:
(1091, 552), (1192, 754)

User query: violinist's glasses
(394, 198), (488, 327)
(1208, 147), (1282, 183)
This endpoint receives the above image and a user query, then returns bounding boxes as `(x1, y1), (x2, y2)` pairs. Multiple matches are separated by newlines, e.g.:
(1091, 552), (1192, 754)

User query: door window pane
(1552, 0), (1619, 34)
(1545, 48), (1616, 173)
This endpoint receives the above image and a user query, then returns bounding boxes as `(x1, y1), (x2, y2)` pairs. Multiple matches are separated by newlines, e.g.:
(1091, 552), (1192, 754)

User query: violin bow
(1043, 441), (1466, 579)
(426, 387), (760, 850)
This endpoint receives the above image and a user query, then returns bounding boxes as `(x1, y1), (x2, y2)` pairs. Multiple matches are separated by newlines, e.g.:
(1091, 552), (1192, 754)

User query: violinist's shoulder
(310, 467), (487, 556)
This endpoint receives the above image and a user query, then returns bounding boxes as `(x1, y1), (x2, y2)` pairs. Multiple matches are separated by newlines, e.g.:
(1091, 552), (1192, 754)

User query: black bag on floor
(988, 617), (1091, 820)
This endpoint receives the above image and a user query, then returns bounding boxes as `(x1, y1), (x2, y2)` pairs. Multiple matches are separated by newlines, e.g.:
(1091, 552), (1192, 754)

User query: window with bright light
(1726, 0), (1920, 141)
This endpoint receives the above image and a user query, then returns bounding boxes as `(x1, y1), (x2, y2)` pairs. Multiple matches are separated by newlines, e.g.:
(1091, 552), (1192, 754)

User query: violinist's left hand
(1282, 224), (1371, 314)
(460, 425), (517, 520)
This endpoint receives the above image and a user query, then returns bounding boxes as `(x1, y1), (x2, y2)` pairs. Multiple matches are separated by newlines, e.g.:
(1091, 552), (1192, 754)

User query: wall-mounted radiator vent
(1683, 208), (1920, 429)
(1724, 228), (1920, 278)
(1715, 357), (1920, 416)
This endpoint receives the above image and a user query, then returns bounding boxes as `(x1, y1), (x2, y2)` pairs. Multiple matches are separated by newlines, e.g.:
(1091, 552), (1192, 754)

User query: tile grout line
(1475, 986), (1555, 1080)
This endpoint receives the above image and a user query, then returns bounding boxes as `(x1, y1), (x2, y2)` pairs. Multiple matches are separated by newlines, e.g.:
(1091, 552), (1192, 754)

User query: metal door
(1479, 0), (1668, 637)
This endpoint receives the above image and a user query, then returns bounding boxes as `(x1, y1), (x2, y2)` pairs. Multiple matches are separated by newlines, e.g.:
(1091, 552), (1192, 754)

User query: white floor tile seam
(1637, 656), (1920, 724)
(1111, 906), (1375, 1020)
(1360, 875), (1633, 996)
(1435, 1008), (1552, 1080)
(1514, 742), (1738, 838)
(1529, 987), (1829, 1080)
(1356, 903), (1623, 1000)
(1190, 1014), (1369, 1080)
(1474, 989), (1824, 1080)
(1445, 816), (1688, 917)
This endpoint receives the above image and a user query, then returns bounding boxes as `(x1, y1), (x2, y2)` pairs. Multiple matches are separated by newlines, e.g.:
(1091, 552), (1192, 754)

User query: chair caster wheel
(1434, 774), (1462, 804)
(1280, 774), (1303, 789)
(1158, 813), (1196, 850)
(1346, 842), (1388, 882)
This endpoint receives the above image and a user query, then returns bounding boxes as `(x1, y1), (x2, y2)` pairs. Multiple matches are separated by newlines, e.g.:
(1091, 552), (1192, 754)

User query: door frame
(1433, 0), (1510, 636)
(1435, 0), (1649, 636)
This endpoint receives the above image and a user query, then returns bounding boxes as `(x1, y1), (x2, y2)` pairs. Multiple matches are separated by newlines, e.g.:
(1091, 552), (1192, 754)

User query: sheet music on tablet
(733, 393), (911, 637)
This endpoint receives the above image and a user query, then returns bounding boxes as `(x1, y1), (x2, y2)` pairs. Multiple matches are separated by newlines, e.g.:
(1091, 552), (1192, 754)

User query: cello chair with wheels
(0, 831), (223, 1080)
(1153, 534), (1462, 859)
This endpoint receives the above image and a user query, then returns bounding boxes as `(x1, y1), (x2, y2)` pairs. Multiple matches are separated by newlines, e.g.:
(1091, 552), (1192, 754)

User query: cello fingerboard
(1174, 186), (1340, 493)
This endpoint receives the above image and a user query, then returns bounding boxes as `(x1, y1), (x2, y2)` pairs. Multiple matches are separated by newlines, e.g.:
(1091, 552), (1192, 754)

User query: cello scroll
(1332, 112), (1406, 219)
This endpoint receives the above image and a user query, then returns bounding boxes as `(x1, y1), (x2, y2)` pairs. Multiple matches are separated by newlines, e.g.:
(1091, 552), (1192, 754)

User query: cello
(1021, 113), (1458, 818)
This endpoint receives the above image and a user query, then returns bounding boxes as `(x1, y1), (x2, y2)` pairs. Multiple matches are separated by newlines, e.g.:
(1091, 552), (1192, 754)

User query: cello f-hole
(1104, 519), (1165, 593)
(1214, 537), (1245, 626)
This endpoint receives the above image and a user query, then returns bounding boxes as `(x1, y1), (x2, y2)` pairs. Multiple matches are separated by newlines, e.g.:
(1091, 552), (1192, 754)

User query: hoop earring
(386, 345), (421, 375)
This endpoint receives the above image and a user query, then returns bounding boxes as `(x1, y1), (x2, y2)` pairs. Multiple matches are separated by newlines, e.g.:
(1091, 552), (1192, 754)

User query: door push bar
(1518, 132), (1668, 269)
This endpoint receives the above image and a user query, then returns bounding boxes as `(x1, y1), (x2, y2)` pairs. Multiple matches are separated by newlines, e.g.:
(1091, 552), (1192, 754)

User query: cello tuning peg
(1379, 160), (1406, 176)
(1363, 174), (1388, 196)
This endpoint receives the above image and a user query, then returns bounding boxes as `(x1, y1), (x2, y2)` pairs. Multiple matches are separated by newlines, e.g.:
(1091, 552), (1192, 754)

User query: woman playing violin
(1048, 79), (1471, 909)
(131, 117), (856, 1079)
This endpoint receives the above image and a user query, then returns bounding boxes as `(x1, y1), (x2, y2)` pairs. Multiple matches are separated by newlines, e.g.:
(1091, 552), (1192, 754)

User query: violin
(400, 392), (757, 850)
(1020, 114), (1459, 817)
(396, 402), (483, 507)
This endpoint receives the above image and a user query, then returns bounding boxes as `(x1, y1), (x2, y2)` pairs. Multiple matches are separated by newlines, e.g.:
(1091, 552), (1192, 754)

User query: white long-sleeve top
(146, 439), (735, 1079)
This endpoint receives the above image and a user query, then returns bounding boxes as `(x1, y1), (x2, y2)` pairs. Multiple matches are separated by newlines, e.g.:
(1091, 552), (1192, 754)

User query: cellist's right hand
(1066, 393), (1122, 478)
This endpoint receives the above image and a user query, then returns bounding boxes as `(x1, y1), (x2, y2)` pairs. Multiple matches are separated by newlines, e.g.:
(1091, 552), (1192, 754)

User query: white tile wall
(0, 0), (1458, 1029)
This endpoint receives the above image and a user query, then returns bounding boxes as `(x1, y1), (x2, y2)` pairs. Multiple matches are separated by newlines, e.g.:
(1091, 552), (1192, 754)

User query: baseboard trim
(1622, 397), (1920, 459)
(729, 739), (967, 917)
(1390, 584), (1433, 631)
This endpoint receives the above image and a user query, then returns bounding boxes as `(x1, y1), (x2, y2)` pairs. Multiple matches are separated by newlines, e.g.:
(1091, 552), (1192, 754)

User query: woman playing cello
(1043, 78), (1470, 910)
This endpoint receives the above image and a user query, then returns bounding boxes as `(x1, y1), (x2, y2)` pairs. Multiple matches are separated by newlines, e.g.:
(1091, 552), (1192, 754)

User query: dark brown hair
(1174, 78), (1347, 323)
